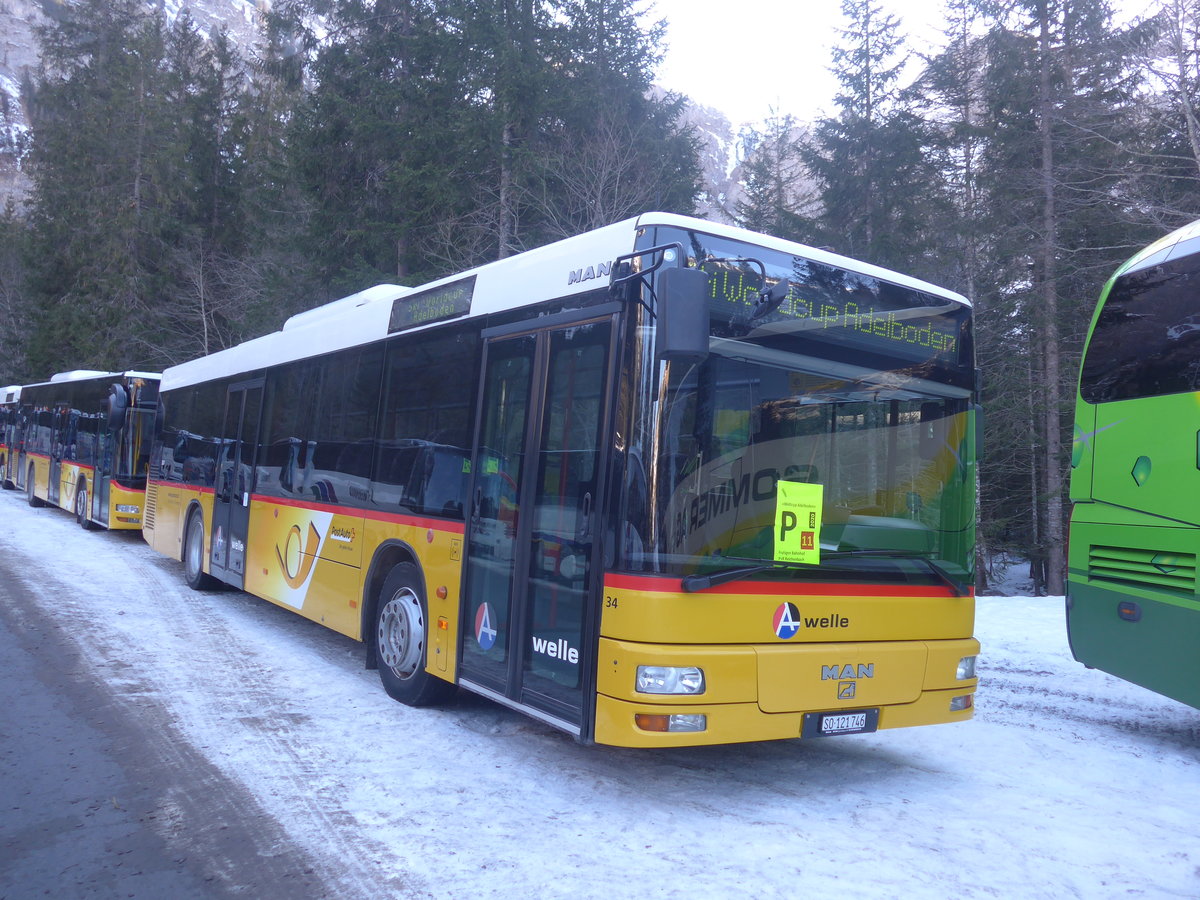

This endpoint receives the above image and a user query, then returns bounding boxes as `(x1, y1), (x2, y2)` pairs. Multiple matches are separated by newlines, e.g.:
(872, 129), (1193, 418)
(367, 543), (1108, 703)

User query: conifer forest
(2, 0), (1199, 594)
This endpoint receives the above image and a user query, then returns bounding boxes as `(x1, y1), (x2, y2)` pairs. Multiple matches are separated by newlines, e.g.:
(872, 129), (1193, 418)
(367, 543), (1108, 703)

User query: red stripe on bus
(147, 480), (466, 534)
(260, 494), (467, 535)
(22, 455), (97, 473)
(603, 572), (966, 598)
(148, 479), (214, 495)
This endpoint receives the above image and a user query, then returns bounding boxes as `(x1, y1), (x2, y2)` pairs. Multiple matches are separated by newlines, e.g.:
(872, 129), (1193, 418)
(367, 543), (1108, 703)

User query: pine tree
(973, 0), (1143, 593)
(804, 0), (951, 275)
(734, 114), (818, 245)
(1121, 0), (1200, 228)
(22, 0), (177, 373)
(287, 0), (698, 285)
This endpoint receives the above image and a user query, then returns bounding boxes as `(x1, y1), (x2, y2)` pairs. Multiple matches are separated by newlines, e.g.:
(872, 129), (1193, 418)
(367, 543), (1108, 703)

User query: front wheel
(183, 511), (219, 591)
(76, 482), (98, 530)
(374, 564), (455, 706)
(25, 465), (44, 508)
(0, 456), (12, 490)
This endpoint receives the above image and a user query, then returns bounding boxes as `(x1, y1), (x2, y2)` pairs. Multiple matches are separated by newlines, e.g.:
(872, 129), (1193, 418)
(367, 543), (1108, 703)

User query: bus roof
(2, 385), (19, 404)
(161, 212), (971, 392)
(22, 371), (162, 392)
(1118, 218), (1200, 278)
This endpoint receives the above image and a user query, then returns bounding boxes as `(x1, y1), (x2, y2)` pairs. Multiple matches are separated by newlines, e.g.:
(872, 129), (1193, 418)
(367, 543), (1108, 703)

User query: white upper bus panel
(29, 370), (162, 391)
(1120, 218), (1200, 277)
(161, 213), (970, 392)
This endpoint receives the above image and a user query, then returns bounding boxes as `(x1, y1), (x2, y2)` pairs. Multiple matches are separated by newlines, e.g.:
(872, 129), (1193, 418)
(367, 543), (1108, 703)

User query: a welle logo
(531, 635), (579, 664)
(773, 602), (851, 639)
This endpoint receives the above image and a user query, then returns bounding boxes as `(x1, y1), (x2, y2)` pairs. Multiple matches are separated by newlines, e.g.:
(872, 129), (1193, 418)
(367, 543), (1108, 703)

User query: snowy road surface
(0, 488), (1197, 899)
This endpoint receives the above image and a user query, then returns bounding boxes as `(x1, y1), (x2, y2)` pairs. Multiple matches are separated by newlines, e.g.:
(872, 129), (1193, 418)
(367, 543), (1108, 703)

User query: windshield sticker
(775, 481), (823, 564)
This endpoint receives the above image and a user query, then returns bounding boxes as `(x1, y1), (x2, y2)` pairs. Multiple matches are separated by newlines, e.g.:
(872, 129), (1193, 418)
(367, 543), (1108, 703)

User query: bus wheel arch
(370, 557), (455, 707)
(362, 542), (419, 668)
(25, 464), (43, 508)
(183, 503), (218, 591)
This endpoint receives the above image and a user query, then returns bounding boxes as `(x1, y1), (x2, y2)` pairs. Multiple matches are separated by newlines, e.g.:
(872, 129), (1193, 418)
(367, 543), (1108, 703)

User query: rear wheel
(76, 482), (98, 530)
(25, 465), (44, 508)
(375, 564), (455, 706)
(183, 511), (218, 590)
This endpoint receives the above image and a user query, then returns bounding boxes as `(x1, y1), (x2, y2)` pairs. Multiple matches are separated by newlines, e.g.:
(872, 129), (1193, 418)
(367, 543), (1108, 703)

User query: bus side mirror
(657, 267), (710, 363)
(105, 384), (129, 434)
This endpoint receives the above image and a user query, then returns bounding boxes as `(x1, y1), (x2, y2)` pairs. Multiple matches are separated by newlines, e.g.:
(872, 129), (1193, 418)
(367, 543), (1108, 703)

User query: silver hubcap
(186, 520), (203, 577)
(377, 588), (424, 680)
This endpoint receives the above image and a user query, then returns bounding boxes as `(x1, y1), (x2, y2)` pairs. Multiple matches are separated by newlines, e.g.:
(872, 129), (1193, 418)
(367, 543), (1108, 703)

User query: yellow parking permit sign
(775, 481), (823, 564)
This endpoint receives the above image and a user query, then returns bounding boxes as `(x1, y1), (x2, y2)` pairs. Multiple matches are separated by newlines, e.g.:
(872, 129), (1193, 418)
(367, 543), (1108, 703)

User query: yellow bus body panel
(26, 453), (49, 501)
(143, 482), (211, 560)
(144, 483), (465, 682)
(594, 681), (977, 748)
(106, 481), (147, 530)
(600, 577), (975, 644)
(593, 574), (977, 748)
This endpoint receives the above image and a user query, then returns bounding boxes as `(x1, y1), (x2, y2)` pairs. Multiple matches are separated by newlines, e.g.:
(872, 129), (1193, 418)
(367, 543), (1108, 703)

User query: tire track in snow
(1, 495), (421, 898)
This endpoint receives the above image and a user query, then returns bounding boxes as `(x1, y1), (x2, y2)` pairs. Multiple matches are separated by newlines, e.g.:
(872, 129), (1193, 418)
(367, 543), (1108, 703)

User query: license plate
(801, 708), (880, 738)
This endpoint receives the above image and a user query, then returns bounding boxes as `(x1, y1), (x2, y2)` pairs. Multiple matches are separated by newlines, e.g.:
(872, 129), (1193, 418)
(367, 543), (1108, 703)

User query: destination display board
(389, 275), (475, 333)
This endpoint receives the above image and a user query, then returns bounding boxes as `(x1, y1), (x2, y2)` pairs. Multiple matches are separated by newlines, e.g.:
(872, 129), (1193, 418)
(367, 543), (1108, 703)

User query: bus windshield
(621, 227), (975, 584)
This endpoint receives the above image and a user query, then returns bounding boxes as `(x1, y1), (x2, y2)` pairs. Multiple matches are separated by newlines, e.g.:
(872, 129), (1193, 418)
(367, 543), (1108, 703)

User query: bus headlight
(956, 656), (977, 680)
(635, 665), (706, 695)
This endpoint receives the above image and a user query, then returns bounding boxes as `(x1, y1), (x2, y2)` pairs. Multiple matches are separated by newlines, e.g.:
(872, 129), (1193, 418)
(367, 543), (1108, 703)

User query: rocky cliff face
(680, 99), (744, 226)
(0, 0), (49, 206)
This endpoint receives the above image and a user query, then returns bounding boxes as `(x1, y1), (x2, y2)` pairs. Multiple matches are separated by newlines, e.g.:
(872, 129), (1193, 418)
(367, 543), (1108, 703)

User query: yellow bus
(1, 384), (20, 489)
(144, 213), (979, 747)
(15, 370), (160, 530)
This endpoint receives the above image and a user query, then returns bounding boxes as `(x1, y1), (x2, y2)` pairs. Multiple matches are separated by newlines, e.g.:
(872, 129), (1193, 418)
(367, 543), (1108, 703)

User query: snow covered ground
(1, 488), (1197, 899)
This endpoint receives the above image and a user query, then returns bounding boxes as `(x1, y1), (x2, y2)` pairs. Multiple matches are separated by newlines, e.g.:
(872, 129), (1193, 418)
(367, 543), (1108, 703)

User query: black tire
(374, 563), (455, 706)
(183, 511), (219, 591)
(25, 465), (44, 508)
(76, 481), (98, 531)
(0, 456), (12, 490)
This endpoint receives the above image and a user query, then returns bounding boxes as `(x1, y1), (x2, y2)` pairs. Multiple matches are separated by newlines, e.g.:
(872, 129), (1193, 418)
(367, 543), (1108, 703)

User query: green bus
(1068, 219), (1200, 708)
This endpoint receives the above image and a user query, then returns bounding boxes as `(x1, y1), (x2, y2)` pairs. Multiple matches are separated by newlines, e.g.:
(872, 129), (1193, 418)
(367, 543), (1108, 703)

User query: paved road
(0, 550), (334, 900)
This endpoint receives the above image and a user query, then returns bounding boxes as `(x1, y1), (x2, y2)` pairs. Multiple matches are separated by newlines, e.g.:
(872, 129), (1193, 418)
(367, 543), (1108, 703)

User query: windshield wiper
(680, 560), (804, 592)
(680, 551), (970, 595)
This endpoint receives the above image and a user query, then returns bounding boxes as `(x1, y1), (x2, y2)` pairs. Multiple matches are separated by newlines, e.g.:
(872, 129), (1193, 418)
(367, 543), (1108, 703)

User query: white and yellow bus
(144, 213), (979, 747)
(14, 370), (160, 530)
(1, 384), (20, 489)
